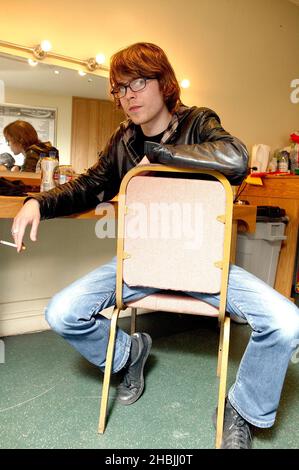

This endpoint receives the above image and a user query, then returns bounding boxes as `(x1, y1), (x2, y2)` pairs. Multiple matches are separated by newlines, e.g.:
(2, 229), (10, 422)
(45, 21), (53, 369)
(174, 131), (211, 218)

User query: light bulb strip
(0, 39), (32, 54)
(0, 39), (108, 72)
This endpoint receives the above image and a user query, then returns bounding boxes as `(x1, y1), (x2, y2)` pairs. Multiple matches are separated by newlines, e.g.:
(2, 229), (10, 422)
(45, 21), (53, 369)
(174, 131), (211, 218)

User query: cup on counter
(53, 165), (75, 185)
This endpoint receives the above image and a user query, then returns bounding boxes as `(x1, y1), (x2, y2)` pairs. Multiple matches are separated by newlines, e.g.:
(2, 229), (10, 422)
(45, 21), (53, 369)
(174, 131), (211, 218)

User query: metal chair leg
(98, 307), (120, 434)
(215, 315), (230, 449)
(130, 307), (137, 335)
(216, 317), (225, 377)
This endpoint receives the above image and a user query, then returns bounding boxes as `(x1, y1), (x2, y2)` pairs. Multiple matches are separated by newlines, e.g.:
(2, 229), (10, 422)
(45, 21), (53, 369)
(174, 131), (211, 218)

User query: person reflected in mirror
(0, 152), (15, 171)
(3, 120), (59, 172)
(10, 42), (299, 449)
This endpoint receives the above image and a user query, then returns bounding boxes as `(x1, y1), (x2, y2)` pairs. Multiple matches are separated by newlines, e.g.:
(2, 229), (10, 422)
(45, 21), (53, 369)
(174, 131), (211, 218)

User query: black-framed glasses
(111, 77), (154, 99)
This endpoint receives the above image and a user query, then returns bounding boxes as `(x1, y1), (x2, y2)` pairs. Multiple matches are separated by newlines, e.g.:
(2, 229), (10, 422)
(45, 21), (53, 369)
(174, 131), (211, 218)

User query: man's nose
(125, 86), (137, 99)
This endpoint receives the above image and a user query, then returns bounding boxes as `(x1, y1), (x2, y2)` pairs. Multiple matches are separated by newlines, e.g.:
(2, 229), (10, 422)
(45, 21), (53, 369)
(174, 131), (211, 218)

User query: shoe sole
(117, 333), (152, 406)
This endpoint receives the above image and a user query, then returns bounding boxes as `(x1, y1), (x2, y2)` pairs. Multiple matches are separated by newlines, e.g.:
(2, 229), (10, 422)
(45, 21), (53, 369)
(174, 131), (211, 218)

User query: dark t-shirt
(132, 126), (165, 158)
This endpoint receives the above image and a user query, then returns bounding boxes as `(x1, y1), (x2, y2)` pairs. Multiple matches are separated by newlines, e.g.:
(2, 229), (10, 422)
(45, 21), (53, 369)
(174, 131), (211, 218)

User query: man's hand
(11, 165), (21, 173)
(144, 141), (165, 163)
(144, 141), (175, 165)
(11, 199), (41, 252)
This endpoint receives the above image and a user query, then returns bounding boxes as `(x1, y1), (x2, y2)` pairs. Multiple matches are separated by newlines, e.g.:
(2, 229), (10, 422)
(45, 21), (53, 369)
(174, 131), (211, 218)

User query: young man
(12, 42), (299, 449)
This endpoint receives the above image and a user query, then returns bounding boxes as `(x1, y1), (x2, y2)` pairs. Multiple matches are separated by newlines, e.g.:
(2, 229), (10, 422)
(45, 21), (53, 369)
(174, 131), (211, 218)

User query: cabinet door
(71, 97), (124, 174)
(242, 177), (299, 299)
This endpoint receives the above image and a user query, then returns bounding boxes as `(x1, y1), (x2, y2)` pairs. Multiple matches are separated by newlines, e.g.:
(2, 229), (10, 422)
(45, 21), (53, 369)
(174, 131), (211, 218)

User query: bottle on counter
(268, 154), (277, 172)
(277, 151), (289, 172)
(36, 150), (58, 174)
(40, 156), (59, 191)
(49, 150), (59, 161)
(53, 164), (75, 186)
(289, 132), (299, 174)
(59, 165), (75, 184)
(35, 152), (46, 174)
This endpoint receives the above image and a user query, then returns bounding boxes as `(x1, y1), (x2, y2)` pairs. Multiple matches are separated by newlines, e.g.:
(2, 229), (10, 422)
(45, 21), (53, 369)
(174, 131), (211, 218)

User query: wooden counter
(0, 193), (256, 271)
(0, 170), (41, 186)
(0, 195), (101, 219)
(0, 170), (256, 227)
(241, 175), (299, 298)
(0, 194), (256, 224)
(1, 169), (256, 266)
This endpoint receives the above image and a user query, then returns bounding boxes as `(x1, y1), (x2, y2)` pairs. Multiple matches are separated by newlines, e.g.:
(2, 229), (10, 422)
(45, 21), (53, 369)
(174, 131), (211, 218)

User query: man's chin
(129, 116), (144, 125)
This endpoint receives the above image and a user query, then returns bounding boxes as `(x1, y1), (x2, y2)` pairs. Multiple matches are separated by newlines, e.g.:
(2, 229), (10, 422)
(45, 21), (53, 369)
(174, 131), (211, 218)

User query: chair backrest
(117, 166), (233, 297)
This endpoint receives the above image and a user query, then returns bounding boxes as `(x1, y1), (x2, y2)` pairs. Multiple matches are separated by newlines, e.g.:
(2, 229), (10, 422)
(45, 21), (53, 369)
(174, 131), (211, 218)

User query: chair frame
(98, 164), (233, 449)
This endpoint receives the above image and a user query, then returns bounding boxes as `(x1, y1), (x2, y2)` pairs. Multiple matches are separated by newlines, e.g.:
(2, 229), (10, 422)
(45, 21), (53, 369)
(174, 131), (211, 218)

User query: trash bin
(236, 220), (287, 287)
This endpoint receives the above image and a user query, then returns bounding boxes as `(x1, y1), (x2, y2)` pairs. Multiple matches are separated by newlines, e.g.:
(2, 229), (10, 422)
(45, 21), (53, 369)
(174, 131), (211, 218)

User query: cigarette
(0, 240), (26, 250)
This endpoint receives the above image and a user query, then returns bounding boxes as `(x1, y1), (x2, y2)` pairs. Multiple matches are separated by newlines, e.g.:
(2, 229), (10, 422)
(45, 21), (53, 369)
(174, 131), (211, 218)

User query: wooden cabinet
(71, 97), (125, 174)
(241, 176), (299, 298)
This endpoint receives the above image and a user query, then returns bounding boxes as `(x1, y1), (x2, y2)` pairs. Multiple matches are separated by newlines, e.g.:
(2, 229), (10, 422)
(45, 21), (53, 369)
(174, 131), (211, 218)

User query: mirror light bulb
(180, 79), (190, 89)
(95, 53), (105, 65)
(28, 58), (38, 67)
(40, 40), (52, 52)
(78, 70), (87, 76)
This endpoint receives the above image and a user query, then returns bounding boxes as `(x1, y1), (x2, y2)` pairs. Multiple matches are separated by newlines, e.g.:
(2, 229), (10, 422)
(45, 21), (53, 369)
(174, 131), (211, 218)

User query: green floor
(0, 313), (298, 449)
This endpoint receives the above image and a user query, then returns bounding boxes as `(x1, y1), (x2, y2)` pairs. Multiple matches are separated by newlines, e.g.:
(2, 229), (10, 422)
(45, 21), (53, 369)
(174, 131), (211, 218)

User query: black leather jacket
(33, 105), (248, 219)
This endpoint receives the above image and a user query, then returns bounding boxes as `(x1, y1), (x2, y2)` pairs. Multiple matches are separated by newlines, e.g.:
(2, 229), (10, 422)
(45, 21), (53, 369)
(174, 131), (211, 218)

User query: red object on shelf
(250, 171), (291, 177)
(290, 133), (299, 144)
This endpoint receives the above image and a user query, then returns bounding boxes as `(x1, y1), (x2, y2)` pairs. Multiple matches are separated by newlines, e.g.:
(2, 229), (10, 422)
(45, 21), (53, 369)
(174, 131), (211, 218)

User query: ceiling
(0, 52), (110, 100)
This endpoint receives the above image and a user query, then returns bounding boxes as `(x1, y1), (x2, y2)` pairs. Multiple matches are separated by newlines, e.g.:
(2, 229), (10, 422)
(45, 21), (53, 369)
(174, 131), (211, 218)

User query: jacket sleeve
(27, 138), (117, 220)
(144, 108), (249, 185)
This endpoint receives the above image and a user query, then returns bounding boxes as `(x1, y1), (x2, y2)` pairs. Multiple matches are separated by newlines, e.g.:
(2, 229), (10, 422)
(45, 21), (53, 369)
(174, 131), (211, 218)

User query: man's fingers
(30, 218), (40, 242)
(15, 226), (25, 253)
(11, 199), (41, 252)
(11, 225), (20, 247)
(11, 223), (20, 239)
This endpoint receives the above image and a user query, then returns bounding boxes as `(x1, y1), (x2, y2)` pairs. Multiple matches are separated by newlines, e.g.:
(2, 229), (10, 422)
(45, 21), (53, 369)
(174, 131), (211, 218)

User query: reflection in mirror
(0, 51), (119, 173)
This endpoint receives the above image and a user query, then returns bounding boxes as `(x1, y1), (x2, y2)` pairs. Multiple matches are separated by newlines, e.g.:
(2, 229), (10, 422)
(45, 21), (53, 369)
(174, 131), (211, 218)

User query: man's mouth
(128, 105), (142, 112)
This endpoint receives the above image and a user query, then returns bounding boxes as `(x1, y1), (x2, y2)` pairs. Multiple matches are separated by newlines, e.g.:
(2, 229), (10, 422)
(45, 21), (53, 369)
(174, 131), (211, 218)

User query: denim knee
(45, 292), (72, 335)
(273, 302), (299, 346)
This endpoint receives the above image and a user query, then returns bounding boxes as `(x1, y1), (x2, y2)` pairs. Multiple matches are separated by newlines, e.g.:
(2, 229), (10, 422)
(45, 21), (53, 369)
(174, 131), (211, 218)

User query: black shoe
(218, 399), (253, 449)
(117, 332), (152, 406)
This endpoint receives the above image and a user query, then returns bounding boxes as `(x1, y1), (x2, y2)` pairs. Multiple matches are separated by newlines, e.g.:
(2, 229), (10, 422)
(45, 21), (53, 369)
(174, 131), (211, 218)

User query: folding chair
(98, 164), (233, 449)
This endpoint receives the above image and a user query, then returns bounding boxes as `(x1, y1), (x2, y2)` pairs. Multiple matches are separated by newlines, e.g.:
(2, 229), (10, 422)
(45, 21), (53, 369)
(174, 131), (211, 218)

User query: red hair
(3, 120), (39, 150)
(110, 42), (181, 113)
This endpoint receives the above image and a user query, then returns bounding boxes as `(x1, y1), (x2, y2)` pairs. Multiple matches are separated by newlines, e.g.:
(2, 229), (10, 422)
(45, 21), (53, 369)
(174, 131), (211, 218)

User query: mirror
(0, 51), (111, 169)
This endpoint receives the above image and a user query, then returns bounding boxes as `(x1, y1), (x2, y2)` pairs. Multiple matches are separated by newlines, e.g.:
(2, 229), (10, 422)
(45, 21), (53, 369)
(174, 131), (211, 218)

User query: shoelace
(225, 415), (252, 449)
(120, 363), (140, 389)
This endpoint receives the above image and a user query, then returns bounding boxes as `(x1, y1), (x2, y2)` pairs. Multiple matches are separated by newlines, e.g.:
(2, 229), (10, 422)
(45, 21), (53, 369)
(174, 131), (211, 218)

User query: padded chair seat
(127, 292), (219, 317)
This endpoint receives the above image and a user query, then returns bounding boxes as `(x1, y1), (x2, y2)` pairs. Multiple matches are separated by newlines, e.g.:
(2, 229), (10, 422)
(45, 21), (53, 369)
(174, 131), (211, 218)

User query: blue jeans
(45, 256), (299, 428)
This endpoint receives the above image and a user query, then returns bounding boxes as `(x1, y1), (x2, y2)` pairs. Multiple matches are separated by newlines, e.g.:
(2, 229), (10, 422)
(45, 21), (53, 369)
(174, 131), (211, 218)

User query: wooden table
(0, 170), (256, 228)
(0, 170), (41, 186)
(241, 175), (299, 298)
(0, 168), (257, 267)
